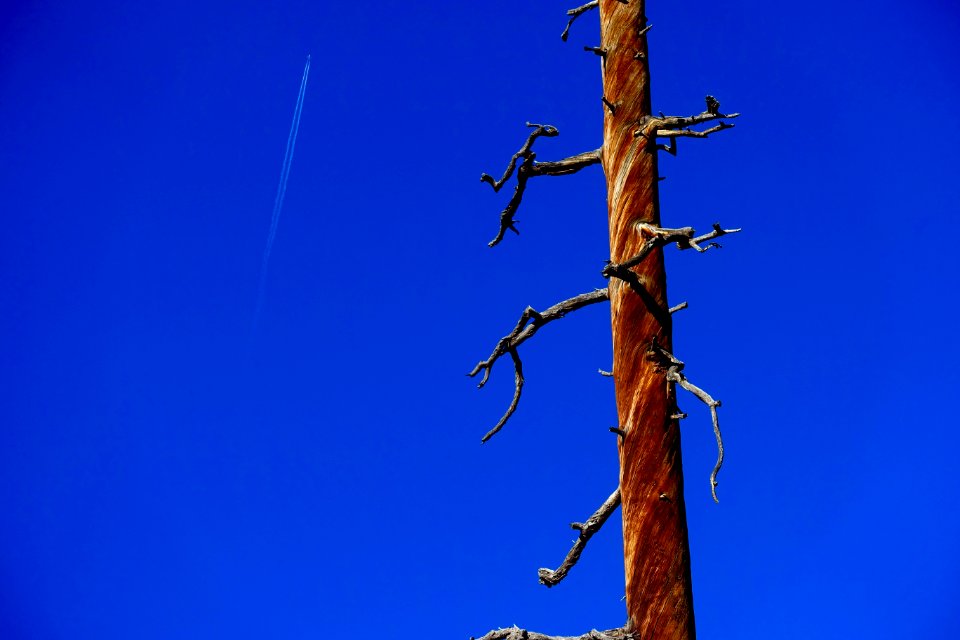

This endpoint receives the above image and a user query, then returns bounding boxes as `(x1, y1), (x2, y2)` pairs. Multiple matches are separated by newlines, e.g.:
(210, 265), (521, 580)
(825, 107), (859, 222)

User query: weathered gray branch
(560, 1), (615, 42)
(656, 122), (735, 139)
(473, 626), (633, 640)
(635, 102), (741, 142)
(469, 289), (609, 442)
(649, 340), (725, 503)
(602, 222), (741, 281)
(539, 487), (621, 587)
(682, 223), (740, 252)
(481, 123), (558, 193)
(654, 110), (741, 132)
(529, 149), (603, 178)
(480, 124), (601, 247)
(600, 224), (737, 330)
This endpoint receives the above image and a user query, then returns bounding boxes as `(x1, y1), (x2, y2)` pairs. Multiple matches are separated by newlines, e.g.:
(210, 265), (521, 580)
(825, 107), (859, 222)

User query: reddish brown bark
(599, 1), (696, 637)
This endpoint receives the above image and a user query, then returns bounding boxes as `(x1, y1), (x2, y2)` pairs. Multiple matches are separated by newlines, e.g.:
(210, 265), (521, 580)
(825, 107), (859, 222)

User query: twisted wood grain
(599, 1), (696, 637)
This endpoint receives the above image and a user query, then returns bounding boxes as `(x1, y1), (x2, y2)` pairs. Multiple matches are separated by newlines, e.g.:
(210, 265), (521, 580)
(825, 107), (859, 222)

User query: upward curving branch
(480, 123), (601, 247)
(539, 487), (621, 587)
(468, 289), (609, 442)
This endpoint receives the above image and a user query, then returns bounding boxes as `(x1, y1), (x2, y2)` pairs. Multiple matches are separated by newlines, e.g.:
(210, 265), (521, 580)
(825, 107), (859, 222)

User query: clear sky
(2, 1), (959, 638)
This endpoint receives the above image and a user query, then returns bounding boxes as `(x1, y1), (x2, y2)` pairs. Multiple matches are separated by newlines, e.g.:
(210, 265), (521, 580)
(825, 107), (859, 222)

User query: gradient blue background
(2, 1), (958, 638)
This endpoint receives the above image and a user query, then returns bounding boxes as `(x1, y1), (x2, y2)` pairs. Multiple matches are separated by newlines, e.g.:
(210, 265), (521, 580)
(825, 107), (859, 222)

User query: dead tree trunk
(600, 2), (694, 637)
(470, 2), (739, 638)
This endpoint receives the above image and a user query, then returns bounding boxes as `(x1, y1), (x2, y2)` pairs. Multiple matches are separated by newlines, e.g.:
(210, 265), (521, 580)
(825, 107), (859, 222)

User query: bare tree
(469, 2), (740, 639)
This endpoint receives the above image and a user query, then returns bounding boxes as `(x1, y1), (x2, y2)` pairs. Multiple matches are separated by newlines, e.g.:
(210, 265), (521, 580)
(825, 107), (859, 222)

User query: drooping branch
(476, 349), (524, 445)
(649, 340), (725, 503)
(472, 626), (633, 640)
(468, 289), (609, 442)
(538, 487), (621, 587)
(487, 153), (535, 248)
(558, 0), (628, 42)
(653, 110), (741, 132)
(481, 123), (601, 247)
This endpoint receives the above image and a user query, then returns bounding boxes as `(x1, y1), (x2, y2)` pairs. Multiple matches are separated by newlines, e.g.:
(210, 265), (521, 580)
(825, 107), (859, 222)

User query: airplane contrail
(252, 54), (311, 332)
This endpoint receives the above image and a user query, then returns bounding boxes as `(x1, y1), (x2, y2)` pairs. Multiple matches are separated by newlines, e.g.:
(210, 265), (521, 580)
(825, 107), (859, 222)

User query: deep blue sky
(2, 1), (959, 638)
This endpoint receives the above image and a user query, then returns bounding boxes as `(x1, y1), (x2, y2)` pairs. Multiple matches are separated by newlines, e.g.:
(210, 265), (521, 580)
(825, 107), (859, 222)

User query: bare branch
(656, 121), (735, 139)
(649, 341), (725, 503)
(487, 153), (534, 248)
(602, 222), (741, 282)
(681, 222), (741, 252)
(561, 1), (598, 42)
(473, 626), (633, 640)
(481, 124), (601, 247)
(539, 487), (621, 588)
(528, 149), (602, 178)
(469, 289), (609, 441)
(480, 349), (523, 444)
(668, 301), (688, 314)
(598, 369), (613, 377)
(635, 105), (741, 140)
(654, 111), (740, 131)
(481, 123), (558, 193)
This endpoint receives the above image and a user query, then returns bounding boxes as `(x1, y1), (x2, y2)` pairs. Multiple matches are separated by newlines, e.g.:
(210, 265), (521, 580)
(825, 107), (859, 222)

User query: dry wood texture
(599, 0), (696, 636)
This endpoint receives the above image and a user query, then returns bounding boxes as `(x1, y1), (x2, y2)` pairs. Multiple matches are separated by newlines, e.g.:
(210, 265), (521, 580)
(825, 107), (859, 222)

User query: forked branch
(468, 289), (609, 442)
(539, 487), (621, 587)
(602, 222), (741, 281)
(481, 123), (600, 247)
(635, 101), (741, 144)
(473, 627), (633, 640)
(649, 340), (725, 503)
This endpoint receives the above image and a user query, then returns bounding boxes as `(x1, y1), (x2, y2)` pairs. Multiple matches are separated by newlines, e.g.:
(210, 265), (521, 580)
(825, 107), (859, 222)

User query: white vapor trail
(253, 54), (311, 331)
